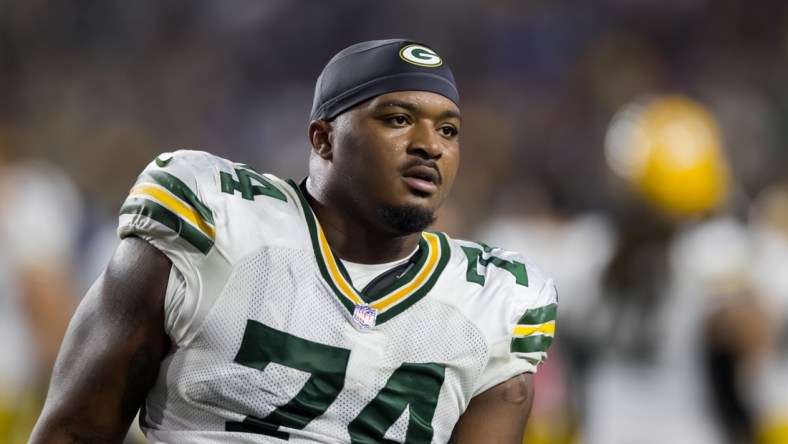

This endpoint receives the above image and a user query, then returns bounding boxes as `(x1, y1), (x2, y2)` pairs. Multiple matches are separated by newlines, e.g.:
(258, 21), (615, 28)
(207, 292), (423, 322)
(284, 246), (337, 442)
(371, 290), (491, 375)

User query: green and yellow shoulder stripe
(119, 151), (217, 255)
(510, 272), (557, 366)
(511, 301), (556, 362)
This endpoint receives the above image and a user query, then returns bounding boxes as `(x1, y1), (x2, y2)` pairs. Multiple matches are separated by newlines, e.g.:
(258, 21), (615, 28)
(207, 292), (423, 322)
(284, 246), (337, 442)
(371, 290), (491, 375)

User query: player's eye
(386, 115), (409, 126)
(439, 125), (459, 138)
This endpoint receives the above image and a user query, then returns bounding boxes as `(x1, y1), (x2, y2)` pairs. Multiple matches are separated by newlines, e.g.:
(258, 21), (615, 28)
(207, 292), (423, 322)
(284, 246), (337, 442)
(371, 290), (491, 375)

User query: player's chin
(378, 203), (436, 235)
(403, 195), (441, 217)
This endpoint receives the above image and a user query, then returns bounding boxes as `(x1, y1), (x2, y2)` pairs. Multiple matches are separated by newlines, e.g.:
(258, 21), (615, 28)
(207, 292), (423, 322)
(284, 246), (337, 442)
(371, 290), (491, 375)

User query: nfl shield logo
(353, 304), (378, 329)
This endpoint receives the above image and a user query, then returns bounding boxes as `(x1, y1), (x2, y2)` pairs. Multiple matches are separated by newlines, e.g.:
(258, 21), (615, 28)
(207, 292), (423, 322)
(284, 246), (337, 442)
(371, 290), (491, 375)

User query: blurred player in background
(0, 122), (82, 443)
(748, 183), (788, 444)
(571, 93), (767, 444)
(30, 39), (557, 443)
(478, 93), (772, 444)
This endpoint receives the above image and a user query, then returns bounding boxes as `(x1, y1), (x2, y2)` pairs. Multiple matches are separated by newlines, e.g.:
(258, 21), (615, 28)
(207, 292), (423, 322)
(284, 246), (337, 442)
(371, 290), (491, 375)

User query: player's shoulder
(441, 232), (555, 295)
(437, 231), (557, 323)
(142, 149), (245, 183)
(138, 149), (295, 202)
(120, 149), (303, 254)
(436, 232), (557, 374)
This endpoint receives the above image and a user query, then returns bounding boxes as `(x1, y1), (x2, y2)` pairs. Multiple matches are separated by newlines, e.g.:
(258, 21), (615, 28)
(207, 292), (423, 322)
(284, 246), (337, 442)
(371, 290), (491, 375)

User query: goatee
(378, 205), (436, 235)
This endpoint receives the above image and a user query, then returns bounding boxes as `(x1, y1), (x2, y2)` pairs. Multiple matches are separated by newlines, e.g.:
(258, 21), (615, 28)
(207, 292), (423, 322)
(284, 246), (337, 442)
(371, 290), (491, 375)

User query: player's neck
(324, 224), (421, 264)
(303, 186), (421, 264)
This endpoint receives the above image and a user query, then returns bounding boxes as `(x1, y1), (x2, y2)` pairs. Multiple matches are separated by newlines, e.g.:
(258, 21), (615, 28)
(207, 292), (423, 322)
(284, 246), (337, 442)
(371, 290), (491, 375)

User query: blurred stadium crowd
(2, 1), (788, 443)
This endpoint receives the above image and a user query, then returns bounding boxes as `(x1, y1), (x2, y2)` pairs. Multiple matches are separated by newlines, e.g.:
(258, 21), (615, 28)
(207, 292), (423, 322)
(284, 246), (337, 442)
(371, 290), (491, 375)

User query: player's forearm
(28, 345), (149, 444)
(31, 237), (172, 443)
(29, 412), (125, 444)
(29, 306), (163, 443)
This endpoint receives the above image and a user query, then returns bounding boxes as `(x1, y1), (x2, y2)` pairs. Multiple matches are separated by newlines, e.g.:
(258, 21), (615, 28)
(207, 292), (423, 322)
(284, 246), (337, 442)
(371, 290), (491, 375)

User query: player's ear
(309, 119), (333, 160)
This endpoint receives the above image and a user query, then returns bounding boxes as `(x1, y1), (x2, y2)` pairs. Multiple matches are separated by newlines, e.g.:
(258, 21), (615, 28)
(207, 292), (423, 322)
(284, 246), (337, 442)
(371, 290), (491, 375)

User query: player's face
(329, 91), (461, 234)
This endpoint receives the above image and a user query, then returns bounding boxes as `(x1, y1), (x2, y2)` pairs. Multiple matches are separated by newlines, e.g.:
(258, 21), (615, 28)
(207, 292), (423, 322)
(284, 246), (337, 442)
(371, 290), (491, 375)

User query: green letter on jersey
(226, 320), (350, 439)
(462, 244), (528, 287)
(221, 165), (287, 202)
(348, 363), (445, 443)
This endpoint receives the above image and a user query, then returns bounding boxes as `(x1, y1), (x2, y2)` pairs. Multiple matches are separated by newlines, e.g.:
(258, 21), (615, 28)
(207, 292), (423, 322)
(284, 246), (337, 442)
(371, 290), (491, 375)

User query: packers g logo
(399, 44), (443, 67)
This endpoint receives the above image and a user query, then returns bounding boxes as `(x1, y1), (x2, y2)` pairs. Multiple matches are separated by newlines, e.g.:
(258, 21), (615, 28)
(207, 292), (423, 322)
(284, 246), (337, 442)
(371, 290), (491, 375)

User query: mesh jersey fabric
(118, 150), (557, 443)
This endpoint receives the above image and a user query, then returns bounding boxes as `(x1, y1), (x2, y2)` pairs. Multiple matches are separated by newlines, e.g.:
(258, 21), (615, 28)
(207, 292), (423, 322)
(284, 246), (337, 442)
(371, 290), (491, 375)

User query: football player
(30, 39), (557, 443)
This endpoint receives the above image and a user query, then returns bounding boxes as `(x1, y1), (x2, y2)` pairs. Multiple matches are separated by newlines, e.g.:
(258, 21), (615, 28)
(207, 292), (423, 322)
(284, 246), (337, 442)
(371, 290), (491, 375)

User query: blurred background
(2, 0), (788, 443)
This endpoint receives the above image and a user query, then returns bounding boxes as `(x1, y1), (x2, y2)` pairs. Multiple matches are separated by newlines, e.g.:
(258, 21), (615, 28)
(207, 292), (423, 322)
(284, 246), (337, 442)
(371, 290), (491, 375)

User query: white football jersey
(118, 150), (557, 443)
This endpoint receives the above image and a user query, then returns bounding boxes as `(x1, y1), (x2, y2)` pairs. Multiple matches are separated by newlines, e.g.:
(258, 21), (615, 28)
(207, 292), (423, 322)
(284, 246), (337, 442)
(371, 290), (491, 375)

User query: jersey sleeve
(509, 274), (557, 369)
(117, 150), (219, 287)
(473, 255), (558, 396)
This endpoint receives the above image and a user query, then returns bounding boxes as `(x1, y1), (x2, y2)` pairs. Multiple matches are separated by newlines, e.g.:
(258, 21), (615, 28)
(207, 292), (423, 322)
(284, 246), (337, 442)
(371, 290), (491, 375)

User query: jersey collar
(285, 179), (450, 326)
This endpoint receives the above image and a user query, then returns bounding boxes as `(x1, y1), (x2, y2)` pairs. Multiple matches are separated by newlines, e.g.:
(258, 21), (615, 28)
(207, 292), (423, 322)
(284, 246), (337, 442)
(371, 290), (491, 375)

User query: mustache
(401, 158), (442, 186)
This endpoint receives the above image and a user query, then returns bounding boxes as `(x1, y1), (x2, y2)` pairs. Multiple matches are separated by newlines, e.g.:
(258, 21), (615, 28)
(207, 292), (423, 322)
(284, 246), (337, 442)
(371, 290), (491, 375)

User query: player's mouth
(402, 163), (441, 196)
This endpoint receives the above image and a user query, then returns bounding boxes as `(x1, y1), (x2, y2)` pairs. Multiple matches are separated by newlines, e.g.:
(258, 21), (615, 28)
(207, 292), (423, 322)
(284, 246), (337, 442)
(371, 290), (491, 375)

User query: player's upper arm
(29, 236), (172, 443)
(450, 372), (535, 444)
